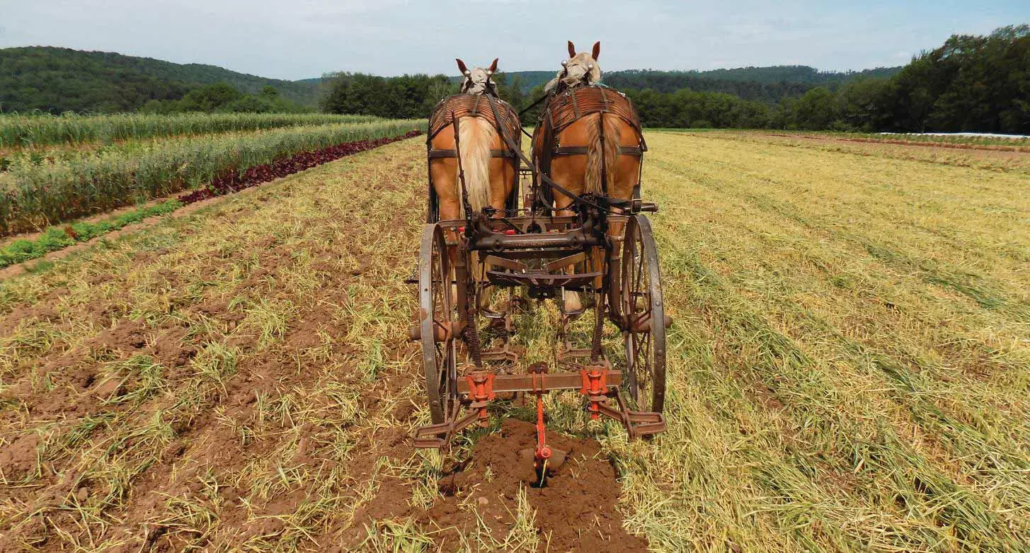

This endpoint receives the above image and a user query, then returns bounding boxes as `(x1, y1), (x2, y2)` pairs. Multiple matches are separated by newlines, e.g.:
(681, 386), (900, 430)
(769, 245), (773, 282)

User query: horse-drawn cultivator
(410, 44), (668, 484)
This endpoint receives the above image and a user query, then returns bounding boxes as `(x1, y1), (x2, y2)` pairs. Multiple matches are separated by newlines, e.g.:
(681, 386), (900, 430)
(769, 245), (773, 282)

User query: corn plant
(0, 112), (383, 149)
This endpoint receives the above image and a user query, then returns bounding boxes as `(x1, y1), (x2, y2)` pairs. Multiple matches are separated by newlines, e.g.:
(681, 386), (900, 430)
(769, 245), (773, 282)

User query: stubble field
(0, 130), (1028, 551)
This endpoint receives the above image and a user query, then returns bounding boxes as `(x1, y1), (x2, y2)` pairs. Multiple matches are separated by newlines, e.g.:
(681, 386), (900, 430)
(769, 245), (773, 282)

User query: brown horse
(532, 41), (645, 312)
(427, 59), (521, 223)
(426, 60), (522, 311)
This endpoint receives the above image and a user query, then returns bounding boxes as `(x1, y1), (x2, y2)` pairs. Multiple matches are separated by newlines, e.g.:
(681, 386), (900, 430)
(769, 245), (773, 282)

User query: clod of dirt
(90, 377), (126, 401)
(0, 433), (42, 479)
(392, 399), (417, 421)
(161, 441), (186, 462)
(88, 318), (148, 353)
(0, 380), (32, 403)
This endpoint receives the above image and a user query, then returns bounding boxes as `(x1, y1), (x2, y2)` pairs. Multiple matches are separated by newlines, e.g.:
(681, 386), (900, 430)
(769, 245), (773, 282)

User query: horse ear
(591, 41), (600, 61)
(567, 41), (577, 58)
(456, 59), (469, 75)
(488, 58), (498, 73)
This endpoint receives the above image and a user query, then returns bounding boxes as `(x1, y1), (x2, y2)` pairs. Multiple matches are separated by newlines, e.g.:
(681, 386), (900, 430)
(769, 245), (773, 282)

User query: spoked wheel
(620, 215), (667, 413)
(418, 224), (459, 424)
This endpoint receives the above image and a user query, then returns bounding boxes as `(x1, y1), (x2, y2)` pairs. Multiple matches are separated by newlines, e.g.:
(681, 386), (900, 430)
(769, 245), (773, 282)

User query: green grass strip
(0, 199), (182, 269)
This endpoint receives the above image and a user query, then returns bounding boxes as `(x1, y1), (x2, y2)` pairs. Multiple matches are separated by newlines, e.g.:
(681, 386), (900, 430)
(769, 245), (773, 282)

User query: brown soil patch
(0, 140), (651, 551)
(0, 432), (41, 480)
(345, 419), (648, 552)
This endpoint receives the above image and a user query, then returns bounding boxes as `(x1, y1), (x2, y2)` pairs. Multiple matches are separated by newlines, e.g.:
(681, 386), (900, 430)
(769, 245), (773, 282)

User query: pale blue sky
(0, 0), (1026, 80)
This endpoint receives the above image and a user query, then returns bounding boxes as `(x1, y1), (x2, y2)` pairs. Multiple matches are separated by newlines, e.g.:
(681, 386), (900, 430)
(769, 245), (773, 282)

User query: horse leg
(608, 123), (643, 320)
(553, 179), (584, 314)
(430, 152), (462, 307)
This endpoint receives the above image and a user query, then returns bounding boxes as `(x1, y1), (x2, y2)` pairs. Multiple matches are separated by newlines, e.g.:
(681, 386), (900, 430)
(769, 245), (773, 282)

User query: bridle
(460, 70), (499, 97)
(517, 59), (595, 130)
(552, 58), (596, 95)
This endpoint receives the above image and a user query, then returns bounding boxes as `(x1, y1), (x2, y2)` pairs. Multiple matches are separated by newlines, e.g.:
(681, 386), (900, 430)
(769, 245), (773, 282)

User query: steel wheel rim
(419, 224), (457, 423)
(620, 216), (667, 413)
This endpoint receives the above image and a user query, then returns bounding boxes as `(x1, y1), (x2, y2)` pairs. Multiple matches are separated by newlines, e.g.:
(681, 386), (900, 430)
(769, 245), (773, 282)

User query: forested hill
(447, 71), (554, 92)
(461, 67), (903, 102)
(686, 65), (902, 83)
(603, 66), (902, 103)
(0, 47), (321, 113)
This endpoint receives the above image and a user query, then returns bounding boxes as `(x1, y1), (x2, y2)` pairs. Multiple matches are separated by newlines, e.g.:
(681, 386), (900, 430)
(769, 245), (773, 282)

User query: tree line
(5, 25), (1025, 134)
(318, 25), (1029, 134)
(140, 83), (311, 114)
(764, 25), (1030, 133)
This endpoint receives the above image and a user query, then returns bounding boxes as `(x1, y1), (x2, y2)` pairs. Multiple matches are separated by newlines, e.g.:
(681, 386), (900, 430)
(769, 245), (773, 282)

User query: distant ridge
(0, 46), (902, 113)
(455, 66), (903, 101)
(0, 47), (322, 113)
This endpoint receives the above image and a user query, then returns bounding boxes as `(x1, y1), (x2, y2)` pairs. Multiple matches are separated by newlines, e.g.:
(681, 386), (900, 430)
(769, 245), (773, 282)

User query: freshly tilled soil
(0, 137), (644, 551)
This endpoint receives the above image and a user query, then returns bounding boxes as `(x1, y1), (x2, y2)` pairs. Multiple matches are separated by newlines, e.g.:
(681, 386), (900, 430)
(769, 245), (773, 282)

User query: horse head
(545, 41), (602, 93)
(456, 58), (500, 96)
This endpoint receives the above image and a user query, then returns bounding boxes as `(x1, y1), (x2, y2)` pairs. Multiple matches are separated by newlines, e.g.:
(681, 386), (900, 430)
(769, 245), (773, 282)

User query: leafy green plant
(0, 199), (182, 268)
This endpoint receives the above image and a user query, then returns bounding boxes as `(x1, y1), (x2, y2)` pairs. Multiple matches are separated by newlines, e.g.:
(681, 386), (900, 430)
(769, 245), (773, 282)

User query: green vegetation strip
(0, 199), (181, 268)
(0, 119), (424, 236)
(0, 112), (381, 149)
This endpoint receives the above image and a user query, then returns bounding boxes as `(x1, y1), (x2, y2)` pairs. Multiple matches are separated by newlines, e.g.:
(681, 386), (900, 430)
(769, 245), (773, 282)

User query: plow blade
(625, 410), (667, 437)
(413, 424), (449, 449)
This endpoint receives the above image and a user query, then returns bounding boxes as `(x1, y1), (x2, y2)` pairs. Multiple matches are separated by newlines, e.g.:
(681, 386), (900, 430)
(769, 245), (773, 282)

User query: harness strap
(552, 146), (645, 157)
(428, 149), (516, 159)
(553, 146), (588, 156)
(517, 93), (550, 118)
(484, 94), (618, 215)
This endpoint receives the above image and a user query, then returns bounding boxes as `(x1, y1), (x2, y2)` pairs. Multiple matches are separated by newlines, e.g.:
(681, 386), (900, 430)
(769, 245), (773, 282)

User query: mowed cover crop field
(0, 131), (1028, 551)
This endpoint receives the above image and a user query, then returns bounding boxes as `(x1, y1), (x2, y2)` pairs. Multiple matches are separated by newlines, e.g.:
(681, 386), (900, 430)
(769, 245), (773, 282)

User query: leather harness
(533, 85), (647, 207)
(425, 94), (522, 222)
(427, 94), (522, 160)
(536, 85), (646, 159)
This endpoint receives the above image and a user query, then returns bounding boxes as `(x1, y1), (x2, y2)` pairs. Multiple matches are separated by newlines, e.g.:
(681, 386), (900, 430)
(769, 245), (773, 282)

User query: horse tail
(585, 113), (622, 196)
(456, 116), (494, 216)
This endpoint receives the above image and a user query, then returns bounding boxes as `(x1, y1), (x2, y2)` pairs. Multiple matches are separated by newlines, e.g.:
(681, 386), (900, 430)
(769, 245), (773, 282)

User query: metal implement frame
(411, 205), (669, 453)
(415, 89), (668, 477)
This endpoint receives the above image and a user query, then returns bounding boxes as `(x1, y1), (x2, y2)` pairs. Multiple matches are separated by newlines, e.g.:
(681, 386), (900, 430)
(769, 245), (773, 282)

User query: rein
(485, 95), (623, 215)
(517, 93), (550, 119)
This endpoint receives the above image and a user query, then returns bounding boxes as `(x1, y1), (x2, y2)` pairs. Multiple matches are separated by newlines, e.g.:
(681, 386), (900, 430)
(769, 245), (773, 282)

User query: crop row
(0, 119), (424, 236)
(0, 112), (382, 149)
(812, 131), (1030, 150)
